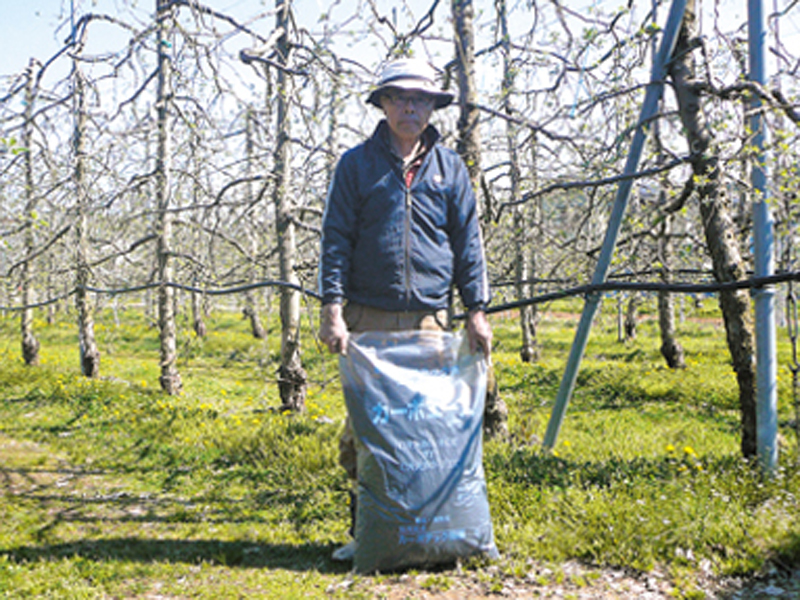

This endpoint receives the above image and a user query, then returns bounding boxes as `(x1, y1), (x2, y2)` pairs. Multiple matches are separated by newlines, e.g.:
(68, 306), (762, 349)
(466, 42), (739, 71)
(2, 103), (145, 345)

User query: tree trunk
(325, 55), (341, 187)
(73, 41), (101, 378)
(45, 254), (57, 325)
(668, 0), (756, 457)
(525, 134), (542, 364)
(21, 58), (40, 367)
(657, 215), (686, 368)
(498, 0), (538, 364)
(189, 115), (207, 340)
(454, 0), (507, 439)
(155, 0), (182, 394)
(651, 11), (686, 370)
(452, 0), (482, 196)
(191, 294), (207, 338)
(245, 109), (266, 340)
(274, 0), (306, 411)
(624, 292), (640, 342)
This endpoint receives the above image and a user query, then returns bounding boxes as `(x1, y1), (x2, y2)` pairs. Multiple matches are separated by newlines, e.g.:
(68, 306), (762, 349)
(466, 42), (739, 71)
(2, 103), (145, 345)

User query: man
(318, 57), (492, 561)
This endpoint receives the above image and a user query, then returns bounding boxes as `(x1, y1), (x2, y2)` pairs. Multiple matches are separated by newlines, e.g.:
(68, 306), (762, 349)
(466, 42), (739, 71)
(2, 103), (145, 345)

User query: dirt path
(349, 563), (800, 599)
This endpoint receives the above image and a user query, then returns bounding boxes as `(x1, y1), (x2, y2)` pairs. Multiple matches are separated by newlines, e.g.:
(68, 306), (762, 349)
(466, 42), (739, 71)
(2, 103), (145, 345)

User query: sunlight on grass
(0, 300), (799, 597)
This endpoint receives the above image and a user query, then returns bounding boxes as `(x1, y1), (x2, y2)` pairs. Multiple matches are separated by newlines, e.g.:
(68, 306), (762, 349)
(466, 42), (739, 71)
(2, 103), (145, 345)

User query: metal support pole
(749, 0), (778, 473)
(543, 0), (688, 449)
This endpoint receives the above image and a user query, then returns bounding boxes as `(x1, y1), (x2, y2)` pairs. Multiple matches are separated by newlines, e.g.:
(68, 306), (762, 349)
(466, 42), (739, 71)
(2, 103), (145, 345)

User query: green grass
(0, 297), (799, 598)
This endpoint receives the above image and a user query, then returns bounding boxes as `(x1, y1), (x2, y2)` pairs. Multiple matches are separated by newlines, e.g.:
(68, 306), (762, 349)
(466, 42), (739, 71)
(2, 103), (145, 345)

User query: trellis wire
(4, 269), (800, 446)
(2, 270), (800, 316)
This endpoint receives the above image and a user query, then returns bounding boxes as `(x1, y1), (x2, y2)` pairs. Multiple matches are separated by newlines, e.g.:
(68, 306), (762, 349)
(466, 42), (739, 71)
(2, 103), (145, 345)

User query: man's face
(379, 88), (435, 144)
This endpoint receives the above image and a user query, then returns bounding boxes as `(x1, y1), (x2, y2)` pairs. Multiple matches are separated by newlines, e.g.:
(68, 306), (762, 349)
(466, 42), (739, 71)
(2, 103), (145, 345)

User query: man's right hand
(319, 303), (349, 354)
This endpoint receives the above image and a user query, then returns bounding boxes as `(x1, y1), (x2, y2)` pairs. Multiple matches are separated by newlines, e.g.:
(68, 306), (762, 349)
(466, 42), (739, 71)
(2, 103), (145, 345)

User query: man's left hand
(466, 309), (492, 356)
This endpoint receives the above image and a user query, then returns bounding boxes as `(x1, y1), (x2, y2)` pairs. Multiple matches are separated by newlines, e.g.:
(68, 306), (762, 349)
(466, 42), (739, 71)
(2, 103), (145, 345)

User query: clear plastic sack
(340, 330), (498, 573)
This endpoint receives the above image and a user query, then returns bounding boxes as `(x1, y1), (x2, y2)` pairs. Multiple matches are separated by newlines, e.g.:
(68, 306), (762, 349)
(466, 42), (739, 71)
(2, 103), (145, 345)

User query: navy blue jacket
(319, 121), (489, 312)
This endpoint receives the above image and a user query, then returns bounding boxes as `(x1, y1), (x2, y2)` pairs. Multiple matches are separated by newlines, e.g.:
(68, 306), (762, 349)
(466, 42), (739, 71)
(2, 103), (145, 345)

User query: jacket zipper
(403, 175), (412, 307)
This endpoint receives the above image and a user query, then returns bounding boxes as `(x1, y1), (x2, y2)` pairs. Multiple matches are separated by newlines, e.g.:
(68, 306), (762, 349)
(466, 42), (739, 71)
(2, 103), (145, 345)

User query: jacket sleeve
(319, 151), (359, 305)
(447, 154), (490, 310)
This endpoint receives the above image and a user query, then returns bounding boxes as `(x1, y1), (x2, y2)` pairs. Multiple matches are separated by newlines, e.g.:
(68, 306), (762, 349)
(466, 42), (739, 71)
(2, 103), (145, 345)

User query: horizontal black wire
(0, 280), (319, 313)
(482, 270), (800, 316)
(2, 271), (799, 316)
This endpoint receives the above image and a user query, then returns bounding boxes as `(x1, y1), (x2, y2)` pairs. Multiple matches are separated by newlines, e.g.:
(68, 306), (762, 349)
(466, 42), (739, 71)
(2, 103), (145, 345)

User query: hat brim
(367, 79), (454, 110)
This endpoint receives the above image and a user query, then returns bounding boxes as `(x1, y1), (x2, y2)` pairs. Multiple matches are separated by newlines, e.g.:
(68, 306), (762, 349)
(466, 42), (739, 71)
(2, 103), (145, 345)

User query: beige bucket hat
(366, 58), (454, 109)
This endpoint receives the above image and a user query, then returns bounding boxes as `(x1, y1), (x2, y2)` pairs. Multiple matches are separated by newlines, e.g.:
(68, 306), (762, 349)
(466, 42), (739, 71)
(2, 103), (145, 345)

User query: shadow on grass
(1, 485), (344, 551)
(1, 469), (353, 574)
(2, 464), (349, 569)
(0, 538), (351, 573)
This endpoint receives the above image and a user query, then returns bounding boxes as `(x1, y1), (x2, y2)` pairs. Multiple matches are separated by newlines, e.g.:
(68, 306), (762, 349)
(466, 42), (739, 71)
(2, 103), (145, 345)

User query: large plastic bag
(340, 329), (498, 574)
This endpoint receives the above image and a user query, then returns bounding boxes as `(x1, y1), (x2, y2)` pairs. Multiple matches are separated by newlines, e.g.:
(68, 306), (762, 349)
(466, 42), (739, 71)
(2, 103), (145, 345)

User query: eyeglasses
(384, 92), (435, 108)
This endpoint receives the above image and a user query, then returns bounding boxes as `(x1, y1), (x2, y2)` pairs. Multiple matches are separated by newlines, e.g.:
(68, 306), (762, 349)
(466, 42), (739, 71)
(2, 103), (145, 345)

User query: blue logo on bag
(370, 404), (390, 425)
(406, 393), (425, 420)
(371, 392), (431, 426)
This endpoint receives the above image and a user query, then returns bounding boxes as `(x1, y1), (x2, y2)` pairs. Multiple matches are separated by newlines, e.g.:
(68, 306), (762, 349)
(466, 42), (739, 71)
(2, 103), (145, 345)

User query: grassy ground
(1, 297), (799, 598)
